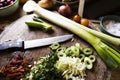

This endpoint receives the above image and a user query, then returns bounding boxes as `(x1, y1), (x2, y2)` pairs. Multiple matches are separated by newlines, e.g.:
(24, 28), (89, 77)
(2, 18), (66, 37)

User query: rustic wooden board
(0, 14), (111, 80)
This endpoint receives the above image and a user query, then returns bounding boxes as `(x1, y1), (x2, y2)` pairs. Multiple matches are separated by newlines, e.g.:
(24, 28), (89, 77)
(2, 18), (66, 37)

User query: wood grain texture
(0, 13), (111, 80)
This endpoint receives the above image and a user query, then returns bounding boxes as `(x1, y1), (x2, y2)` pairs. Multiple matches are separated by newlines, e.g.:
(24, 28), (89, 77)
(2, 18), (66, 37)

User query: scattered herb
(21, 51), (63, 80)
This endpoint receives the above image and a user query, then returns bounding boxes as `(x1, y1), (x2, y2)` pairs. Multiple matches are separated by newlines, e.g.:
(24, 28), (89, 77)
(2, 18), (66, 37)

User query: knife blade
(0, 35), (73, 50)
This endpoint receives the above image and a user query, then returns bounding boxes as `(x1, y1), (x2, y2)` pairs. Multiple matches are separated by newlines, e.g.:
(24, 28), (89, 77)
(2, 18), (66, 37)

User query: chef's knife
(0, 34), (73, 50)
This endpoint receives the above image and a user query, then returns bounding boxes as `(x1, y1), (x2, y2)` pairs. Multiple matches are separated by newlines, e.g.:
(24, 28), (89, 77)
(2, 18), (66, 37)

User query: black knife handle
(0, 42), (23, 50)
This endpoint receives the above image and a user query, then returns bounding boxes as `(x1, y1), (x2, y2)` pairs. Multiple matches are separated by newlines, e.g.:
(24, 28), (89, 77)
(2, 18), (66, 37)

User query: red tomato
(80, 18), (89, 26)
(73, 15), (81, 22)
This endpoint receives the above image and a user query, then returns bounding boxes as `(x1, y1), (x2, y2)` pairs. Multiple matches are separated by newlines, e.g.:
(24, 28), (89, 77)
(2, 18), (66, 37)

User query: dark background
(83, 0), (120, 19)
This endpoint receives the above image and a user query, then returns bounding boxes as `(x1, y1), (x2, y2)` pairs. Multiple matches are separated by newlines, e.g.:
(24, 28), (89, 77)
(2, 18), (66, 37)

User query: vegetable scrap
(25, 16), (53, 32)
(0, 54), (32, 80)
(21, 43), (96, 80)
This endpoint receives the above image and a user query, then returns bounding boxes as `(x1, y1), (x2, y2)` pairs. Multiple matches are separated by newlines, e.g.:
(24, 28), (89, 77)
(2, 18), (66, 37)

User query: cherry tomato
(80, 18), (89, 26)
(73, 15), (81, 22)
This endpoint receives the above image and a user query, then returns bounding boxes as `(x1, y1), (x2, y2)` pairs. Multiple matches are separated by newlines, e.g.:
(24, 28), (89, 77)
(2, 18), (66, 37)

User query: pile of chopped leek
(21, 43), (96, 80)
(30, 3), (120, 69)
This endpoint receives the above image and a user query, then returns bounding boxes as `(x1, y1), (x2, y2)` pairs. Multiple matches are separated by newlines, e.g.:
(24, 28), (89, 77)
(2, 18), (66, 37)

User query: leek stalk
(25, 16), (52, 32)
(32, 3), (120, 69)
(25, 21), (52, 31)
(34, 5), (120, 47)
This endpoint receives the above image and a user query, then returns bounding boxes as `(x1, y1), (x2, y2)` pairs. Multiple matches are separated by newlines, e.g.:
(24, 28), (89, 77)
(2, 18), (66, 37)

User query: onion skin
(58, 4), (72, 17)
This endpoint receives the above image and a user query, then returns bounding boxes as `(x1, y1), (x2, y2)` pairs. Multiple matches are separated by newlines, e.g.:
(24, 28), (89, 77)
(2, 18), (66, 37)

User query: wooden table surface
(0, 5), (120, 80)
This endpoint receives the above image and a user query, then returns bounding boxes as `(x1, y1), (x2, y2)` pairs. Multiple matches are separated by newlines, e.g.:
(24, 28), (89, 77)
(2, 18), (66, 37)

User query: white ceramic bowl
(100, 15), (120, 38)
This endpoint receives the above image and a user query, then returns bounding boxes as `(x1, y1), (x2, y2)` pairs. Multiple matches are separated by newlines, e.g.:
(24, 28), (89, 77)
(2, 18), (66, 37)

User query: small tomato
(80, 18), (89, 26)
(73, 15), (81, 22)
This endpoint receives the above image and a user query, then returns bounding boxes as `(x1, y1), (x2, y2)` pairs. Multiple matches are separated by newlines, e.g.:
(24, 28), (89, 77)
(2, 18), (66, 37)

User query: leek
(25, 21), (52, 32)
(84, 57), (93, 70)
(33, 5), (120, 47)
(83, 48), (93, 56)
(49, 42), (61, 50)
(30, 2), (120, 69)
(25, 16), (52, 32)
(79, 54), (85, 61)
(89, 55), (96, 63)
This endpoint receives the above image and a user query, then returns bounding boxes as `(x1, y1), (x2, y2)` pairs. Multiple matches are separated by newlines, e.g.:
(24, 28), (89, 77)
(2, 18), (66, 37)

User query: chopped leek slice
(84, 57), (93, 70)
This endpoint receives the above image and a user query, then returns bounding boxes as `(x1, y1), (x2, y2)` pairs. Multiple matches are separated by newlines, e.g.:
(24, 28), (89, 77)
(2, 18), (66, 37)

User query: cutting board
(0, 14), (111, 80)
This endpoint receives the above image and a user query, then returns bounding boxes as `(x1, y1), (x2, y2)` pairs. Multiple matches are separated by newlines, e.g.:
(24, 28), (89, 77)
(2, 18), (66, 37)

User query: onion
(58, 4), (72, 17)
(38, 0), (56, 9)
